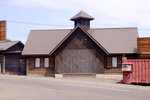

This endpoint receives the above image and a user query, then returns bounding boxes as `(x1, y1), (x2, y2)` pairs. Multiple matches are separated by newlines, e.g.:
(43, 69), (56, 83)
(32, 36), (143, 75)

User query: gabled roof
(22, 29), (71, 55)
(22, 26), (138, 55)
(49, 25), (109, 55)
(70, 11), (94, 21)
(88, 28), (138, 54)
(0, 41), (22, 51)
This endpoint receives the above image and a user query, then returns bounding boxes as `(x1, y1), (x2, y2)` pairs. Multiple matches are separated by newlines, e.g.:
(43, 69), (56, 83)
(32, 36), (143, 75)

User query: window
(35, 58), (40, 68)
(44, 58), (49, 68)
(112, 57), (117, 67)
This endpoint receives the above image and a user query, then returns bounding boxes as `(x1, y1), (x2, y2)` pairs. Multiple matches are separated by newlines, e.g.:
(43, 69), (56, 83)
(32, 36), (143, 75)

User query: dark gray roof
(22, 26), (139, 55)
(0, 41), (20, 51)
(70, 11), (94, 21)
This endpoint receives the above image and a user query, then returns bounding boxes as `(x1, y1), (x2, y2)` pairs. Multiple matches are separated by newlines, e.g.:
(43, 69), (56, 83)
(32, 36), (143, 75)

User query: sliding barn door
(63, 49), (96, 74)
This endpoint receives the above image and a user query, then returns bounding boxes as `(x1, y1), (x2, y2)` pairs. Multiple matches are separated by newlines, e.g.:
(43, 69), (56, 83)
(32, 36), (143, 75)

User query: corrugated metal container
(122, 59), (150, 84)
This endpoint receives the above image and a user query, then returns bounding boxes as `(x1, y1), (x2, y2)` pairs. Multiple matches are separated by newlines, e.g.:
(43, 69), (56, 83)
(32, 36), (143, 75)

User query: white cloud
(5, 0), (90, 9)
(4, 0), (150, 37)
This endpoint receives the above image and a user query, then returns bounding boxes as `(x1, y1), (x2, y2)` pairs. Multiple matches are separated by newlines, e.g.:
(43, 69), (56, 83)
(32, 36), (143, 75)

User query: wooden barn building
(22, 11), (139, 77)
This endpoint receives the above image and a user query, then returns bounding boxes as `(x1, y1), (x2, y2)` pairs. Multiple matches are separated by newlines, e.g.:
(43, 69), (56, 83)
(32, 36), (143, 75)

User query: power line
(7, 20), (71, 27)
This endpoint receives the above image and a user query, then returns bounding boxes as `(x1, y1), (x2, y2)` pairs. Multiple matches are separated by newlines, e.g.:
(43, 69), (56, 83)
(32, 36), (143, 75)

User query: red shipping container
(122, 59), (150, 84)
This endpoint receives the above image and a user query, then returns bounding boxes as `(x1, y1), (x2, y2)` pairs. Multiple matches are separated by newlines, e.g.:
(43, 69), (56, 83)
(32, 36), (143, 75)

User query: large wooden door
(5, 54), (26, 75)
(63, 49), (96, 74)
(5, 55), (20, 73)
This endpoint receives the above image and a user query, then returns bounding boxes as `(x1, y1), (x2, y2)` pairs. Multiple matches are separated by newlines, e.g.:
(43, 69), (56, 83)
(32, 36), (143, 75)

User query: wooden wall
(27, 56), (55, 76)
(55, 28), (106, 74)
(105, 54), (138, 74)
(137, 37), (150, 58)
(0, 21), (6, 41)
(139, 54), (150, 58)
(137, 37), (150, 53)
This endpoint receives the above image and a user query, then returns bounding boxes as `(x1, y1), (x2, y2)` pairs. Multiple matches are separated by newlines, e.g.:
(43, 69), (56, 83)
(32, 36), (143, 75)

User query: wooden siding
(137, 38), (150, 53)
(106, 57), (112, 68)
(0, 21), (6, 41)
(139, 54), (150, 58)
(137, 37), (150, 58)
(27, 56), (55, 76)
(105, 54), (138, 74)
(55, 28), (106, 74)
(106, 54), (137, 68)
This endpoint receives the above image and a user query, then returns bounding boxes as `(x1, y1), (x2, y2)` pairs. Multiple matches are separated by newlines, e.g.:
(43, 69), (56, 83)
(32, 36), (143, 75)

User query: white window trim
(35, 58), (40, 68)
(112, 57), (117, 67)
(44, 58), (49, 68)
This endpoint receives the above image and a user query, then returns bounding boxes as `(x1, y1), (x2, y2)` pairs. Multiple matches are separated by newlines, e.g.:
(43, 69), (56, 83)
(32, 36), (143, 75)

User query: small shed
(0, 41), (26, 75)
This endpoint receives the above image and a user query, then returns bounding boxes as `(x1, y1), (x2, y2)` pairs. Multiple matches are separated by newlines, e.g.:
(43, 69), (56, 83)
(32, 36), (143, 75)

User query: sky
(0, 0), (150, 43)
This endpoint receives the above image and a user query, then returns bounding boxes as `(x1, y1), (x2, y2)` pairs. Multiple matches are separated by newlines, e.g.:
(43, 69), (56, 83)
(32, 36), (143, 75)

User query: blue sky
(0, 0), (150, 43)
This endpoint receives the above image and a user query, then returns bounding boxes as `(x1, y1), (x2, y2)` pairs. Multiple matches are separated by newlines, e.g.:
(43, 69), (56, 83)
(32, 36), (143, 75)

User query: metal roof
(22, 26), (139, 55)
(70, 11), (94, 21)
(0, 41), (21, 51)
(22, 29), (71, 55)
(88, 27), (139, 54)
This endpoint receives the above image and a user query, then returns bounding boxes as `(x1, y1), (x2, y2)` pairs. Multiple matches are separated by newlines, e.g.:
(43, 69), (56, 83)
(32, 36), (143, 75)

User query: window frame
(35, 58), (40, 68)
(112, 57), (117, 67)
(44, 58), (49, 68)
